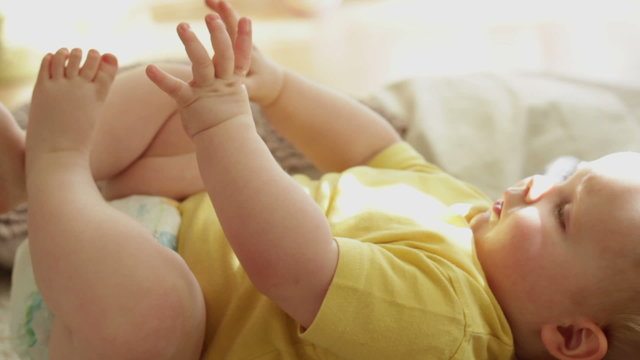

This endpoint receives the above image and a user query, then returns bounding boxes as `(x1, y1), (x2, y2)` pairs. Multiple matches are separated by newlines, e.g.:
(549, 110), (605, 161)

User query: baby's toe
(94, 54), (119, 98)
(97, 54), (118, 80)
(51, 48), (69, 80)
(35, 53), (53, 83)
(79, 49), (101, 81)
(65, 48), (83, 77)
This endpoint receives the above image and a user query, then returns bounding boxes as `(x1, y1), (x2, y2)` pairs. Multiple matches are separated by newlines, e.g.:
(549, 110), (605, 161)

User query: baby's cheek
(512, 207), (543, 242)
(503, 211), (544, 265)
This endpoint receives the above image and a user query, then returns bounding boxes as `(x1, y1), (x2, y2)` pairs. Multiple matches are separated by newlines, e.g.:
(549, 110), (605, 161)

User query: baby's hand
(147, 14), (253, 138)
(206, 0), (285, 107)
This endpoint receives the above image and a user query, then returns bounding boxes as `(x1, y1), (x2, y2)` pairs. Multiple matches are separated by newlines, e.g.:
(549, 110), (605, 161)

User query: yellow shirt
(178, 142), (514, 359)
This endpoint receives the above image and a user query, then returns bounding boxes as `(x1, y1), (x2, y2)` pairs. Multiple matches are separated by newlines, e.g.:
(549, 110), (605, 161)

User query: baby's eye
(556, 204), (567, 230)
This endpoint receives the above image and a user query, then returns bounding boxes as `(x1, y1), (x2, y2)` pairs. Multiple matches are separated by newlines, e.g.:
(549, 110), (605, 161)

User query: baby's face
(471, 152), (640, 323)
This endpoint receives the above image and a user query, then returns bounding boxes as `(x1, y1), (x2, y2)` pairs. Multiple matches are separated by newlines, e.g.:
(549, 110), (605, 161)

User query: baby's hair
(580, 242), (640, 359)
(604, 313), (640, 359)
(602, 259), (640, 359)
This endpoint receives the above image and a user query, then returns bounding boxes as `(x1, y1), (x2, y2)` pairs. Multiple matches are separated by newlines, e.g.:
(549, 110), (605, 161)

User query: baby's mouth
(492, 200), (503, 217)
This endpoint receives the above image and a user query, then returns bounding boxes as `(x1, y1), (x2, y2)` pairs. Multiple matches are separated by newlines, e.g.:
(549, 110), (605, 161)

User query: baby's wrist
(189, 114), (255, 140)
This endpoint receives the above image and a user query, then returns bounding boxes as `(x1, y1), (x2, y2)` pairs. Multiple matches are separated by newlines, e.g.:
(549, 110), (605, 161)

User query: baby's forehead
(572, 153), (640, 237)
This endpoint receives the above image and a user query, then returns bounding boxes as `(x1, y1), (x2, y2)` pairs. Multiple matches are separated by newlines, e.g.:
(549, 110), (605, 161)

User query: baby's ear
(540, 320), (607, 360)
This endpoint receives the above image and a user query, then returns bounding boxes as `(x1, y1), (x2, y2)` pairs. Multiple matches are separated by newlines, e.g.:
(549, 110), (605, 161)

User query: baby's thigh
(100, 153), (204, 201)
(143, 109), (194, 158)
(90, 63), (193, 181)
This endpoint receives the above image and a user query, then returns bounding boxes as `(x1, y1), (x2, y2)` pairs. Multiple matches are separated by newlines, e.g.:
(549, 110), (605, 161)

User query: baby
(2, 0), (640, 358)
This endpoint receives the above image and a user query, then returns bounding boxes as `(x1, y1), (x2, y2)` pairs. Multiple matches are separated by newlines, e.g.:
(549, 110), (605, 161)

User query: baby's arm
(208, 0), (401, 172)
(147, 15), (337, 328)
(262, 71), (402, 172)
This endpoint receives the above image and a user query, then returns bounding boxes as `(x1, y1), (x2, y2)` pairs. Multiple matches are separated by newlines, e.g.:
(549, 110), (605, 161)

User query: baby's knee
(54, 255), (205, 359)
(122, 255), (206, 359)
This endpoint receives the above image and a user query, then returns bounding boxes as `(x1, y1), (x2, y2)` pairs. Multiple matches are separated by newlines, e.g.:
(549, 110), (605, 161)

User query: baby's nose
(501, 184), (528, 213)
(503, 175), (556, 205)
(525, 175), (556, 202)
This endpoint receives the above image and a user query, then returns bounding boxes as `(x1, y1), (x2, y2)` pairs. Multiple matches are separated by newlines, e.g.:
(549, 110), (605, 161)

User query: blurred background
(1, 0), (640, 109)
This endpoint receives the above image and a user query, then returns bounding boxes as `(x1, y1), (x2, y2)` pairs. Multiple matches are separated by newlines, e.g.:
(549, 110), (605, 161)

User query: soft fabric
(8, 195), (182, 359)
(178, 142), (513, 359)
(0, 205), (27, 270)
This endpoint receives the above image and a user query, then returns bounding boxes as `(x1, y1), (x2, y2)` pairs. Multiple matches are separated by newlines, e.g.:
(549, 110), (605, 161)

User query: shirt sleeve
(300, 236), (466, 359)
(367, 141), (444, 174)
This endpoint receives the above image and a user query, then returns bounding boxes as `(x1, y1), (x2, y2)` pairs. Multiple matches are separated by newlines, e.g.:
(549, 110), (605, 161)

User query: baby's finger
(177, 22), (216, 85)
(234, 18), (252, 76)
(217, 0), (240, 42)
(205, 0), (239, 41)
(146, 64), (191, 105)
(206, 14), (234, 79)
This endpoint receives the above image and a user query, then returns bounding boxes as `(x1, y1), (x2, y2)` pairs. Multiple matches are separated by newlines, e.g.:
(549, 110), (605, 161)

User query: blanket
(361, 73), (640, 199)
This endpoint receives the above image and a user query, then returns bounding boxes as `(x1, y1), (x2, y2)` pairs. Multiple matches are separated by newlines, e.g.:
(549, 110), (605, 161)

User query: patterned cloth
(0, 203), (27, 269)
(0, 103), (29, 269)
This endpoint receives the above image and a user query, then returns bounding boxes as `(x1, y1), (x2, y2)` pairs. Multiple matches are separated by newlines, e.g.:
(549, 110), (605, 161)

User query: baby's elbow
(243, 256), (292, 297)
(240, 249), (330, 299)
(250, 265), (328, 327)
(240, 243), (338, 326)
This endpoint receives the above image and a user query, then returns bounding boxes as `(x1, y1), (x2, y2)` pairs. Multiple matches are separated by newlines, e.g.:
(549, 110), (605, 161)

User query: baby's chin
(470, 210), (491, 240)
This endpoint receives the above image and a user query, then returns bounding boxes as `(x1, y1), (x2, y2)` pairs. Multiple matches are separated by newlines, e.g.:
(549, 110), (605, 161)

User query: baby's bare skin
(0, 48), (118, 215)
(25, 47), (205, 359)
(0, 51), (205, 217)
(26, 48), (118, 169)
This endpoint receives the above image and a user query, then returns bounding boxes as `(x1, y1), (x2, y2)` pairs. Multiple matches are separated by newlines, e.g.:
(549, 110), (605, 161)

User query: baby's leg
(26, 50), (204, 359)
(0, 58), (202, 214)
(88, 60), (205, 200)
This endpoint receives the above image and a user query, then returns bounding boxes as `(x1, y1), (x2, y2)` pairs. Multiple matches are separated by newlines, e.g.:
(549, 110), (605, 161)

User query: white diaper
(9, 195), (182, 359)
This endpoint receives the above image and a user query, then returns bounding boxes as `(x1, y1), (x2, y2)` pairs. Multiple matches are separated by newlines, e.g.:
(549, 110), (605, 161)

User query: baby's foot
(26, 48), (118, 166)
(0, 103), (27, 213)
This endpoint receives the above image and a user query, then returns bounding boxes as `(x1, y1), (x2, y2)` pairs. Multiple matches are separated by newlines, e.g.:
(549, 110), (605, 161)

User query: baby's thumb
(146, 65), (189, 103)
